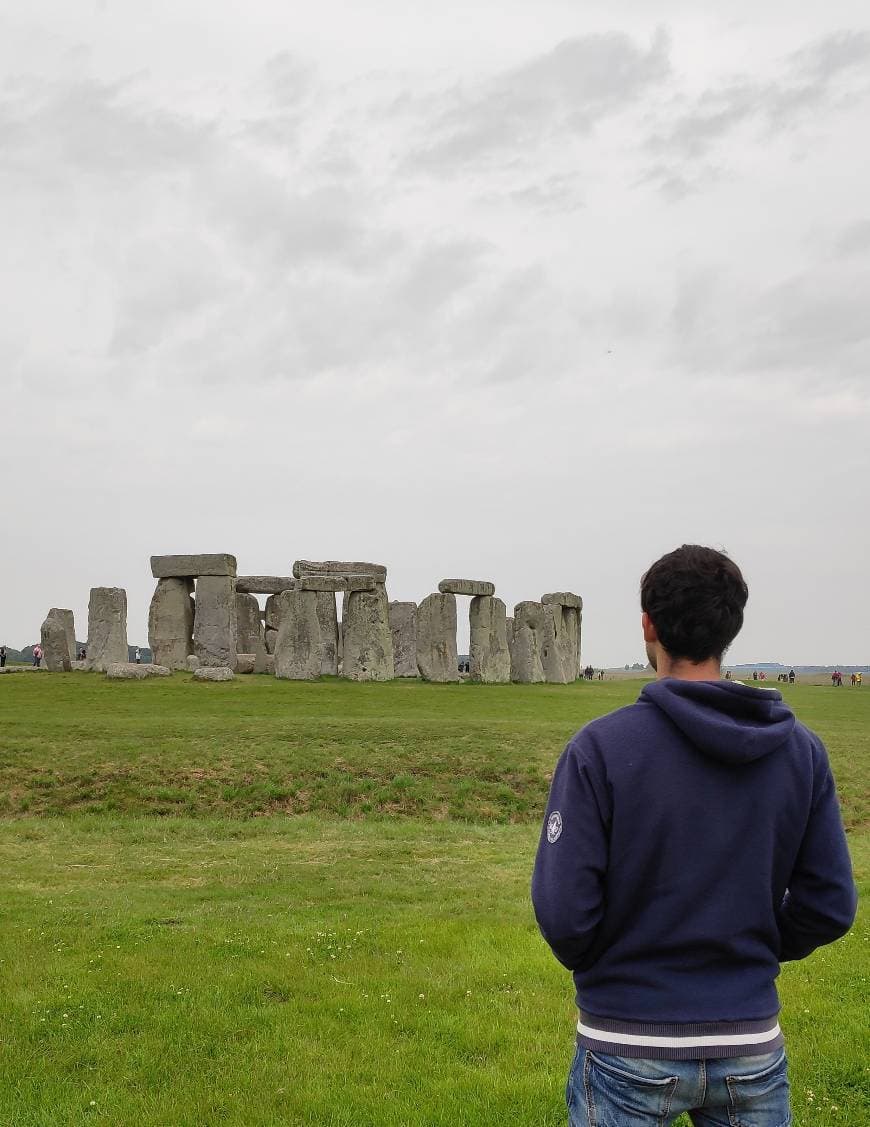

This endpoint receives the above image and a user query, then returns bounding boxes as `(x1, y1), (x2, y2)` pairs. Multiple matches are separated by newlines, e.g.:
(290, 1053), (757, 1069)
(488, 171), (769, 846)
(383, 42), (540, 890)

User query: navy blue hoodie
(531, 679), (857, 1059)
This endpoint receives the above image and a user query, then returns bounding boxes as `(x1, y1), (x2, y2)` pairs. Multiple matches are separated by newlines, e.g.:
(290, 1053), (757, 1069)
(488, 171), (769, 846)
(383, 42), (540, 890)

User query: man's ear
(642, 612), (658, 644)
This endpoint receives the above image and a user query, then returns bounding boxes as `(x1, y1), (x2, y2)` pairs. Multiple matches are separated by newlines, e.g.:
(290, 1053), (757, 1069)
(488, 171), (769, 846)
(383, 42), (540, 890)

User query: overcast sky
(2, 1), (868, 665)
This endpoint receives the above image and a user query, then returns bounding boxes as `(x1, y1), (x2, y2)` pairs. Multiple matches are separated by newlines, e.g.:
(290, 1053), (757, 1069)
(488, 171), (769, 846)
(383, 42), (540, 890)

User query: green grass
(0, 675), (866, 1124)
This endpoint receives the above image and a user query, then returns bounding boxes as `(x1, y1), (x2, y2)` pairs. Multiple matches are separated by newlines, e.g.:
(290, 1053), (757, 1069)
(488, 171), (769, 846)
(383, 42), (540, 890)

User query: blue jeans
(567, 1047), (790, 1126)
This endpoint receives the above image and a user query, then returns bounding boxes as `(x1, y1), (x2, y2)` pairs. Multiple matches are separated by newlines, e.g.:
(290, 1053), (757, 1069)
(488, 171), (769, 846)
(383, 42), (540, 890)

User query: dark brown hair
(640, 545), (748, 663)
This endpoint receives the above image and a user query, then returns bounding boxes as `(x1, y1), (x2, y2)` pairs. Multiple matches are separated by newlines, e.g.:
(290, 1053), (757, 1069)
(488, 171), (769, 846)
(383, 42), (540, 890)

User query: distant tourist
(752, 670), (758, 680)
(789, 669), (796, 684)
(850, 673), (856, 686)
(0, 645), (6, 669)
(79, 648), (86, 661)
(532, 544), (856, 1126)
(32, 644), (42, 668)
(135, 647), (141, 665)
(857, 672), (863, 687)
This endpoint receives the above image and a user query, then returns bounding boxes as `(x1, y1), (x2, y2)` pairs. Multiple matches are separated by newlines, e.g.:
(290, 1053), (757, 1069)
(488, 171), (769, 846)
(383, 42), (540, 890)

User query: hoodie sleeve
(531, 733), (611, 971)
(777, 738), (858, 962)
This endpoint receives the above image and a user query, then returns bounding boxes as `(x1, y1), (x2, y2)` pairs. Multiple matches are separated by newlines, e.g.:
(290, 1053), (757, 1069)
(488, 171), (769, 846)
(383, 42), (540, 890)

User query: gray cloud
(405, 29), (671, 172)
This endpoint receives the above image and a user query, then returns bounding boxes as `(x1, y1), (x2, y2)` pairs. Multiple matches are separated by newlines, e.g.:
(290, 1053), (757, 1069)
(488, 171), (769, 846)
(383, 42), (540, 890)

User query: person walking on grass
(32, 643), (42, 668)
(532, 544), (856, 1127)
(0, 645), (6, 669)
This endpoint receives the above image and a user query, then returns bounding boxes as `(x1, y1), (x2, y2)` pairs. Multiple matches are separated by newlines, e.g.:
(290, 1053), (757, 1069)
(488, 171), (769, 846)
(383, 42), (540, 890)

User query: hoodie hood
(641, 678), (796, 764)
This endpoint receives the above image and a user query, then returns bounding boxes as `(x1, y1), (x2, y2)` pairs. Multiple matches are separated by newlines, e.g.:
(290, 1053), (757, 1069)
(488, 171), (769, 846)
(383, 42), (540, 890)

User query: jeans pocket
(726, 1051), (790, 1127)
(585, 1052), (679, 1126)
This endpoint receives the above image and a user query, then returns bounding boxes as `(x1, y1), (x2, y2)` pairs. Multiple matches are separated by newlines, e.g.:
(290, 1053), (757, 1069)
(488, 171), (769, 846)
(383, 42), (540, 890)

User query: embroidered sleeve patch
(547, 811), (563, 843)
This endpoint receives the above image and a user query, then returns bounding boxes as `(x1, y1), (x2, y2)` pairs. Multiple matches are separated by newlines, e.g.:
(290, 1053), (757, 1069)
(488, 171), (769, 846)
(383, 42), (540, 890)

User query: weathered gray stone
(293, 560), (387, 583)
(510, 601), (545, 683)
(148, 578), (194, 670)
(540, 603), (582, 683)
(438, 579), (495, 597)
(186, 654), (200, 671)
(298, 575), (348, 592)
(86, 588), (129, 672)
(41, 611), (72, 672)
(236, 576), (296, 594)
(235, 593), (265, 664)
(151, 554), (237, 579)
(264, 594), (283, 631)
(261, 654), (276, 675)
(389, 602), (418, 678)
(46, 608), (76, 663)
(469, 596), (511, 683)
(193, 666), (235, 682)
(345, 575), (377, 592)
(194, 576), (237, 669)
(314, 591), (339, 675)
(416, 593), (459, 683)
(541, 592), (583, 610)
(235, 653), (256, 675)
(342, 588), (394, 681)
(274, 589), (322, 680)
(106, 662), (171, 680)
(264, 627), (278, 654)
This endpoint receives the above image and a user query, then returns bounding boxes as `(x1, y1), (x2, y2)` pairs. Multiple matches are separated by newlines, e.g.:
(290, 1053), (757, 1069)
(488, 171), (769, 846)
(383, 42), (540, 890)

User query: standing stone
(510, 601), (545, 683)
(342, 588), (394, 681)
(389, 602), (418, 678)
(273, 589), (322, 680)
(148, 578), (194, 670)
(45, 608), (77, 663)
(193, 576), (237, 669)
(264, 594), (283, 631)
(40, 611), (72, 672)
(469, 596), (510, 683)
(416, 593), (459, 683)
(86, 588), (129, 673)
(540, 604), (570, 683)
(235, 593), (264, 654)
(264, 628), (278, 655)
(314, 591), (339, 675)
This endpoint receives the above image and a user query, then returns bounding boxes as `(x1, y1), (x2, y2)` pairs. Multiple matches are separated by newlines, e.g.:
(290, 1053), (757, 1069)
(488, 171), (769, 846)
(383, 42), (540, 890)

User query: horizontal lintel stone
(292, 560), (387, 582)
(541, 592), (583, 609)
(236, 576), (297, 594)
(298, 575), (348, 592)
(438, 579), (495, 597)
(151, 553), (237, 579)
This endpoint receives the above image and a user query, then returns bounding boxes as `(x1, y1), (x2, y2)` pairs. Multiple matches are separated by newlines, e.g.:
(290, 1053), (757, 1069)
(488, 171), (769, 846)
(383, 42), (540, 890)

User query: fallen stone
(438, 579), (495, 597)
(274, 590), (322, 680)
(86, 588), (129, 672)
(194, 576), (238, 668)
(416, 593), (459, 682)
(314, 591), (339, 675)
(193, 666), (235, 682)
(389, 602), (418, 678)
(106, 662), (171, 680)
(293, 560), (387, 583)
(40, 611), (72, 672)
(541, 592), (583, 610)
(469, 596), (511, 683)
(510, 601), (545, 683)
(235, 653), (256, 674)
(235, 576), (297, 594)
(186, 654), (200, 671)
(151, 553), (237, 579)
(148, 578), (194, 670)
(342, 588), (394, 681)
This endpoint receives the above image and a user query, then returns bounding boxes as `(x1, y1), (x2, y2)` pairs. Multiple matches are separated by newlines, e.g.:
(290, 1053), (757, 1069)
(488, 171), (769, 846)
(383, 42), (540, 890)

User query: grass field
(0, 675), (866, 1125)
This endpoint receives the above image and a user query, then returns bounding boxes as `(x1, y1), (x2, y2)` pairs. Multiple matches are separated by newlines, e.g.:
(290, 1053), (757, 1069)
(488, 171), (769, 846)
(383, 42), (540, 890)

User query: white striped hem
(577, 1021), (782, 1049)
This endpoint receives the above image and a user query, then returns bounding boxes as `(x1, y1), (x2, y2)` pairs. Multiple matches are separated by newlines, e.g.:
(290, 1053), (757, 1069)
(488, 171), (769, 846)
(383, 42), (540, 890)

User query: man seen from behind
(532, 544), (857, 1126)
